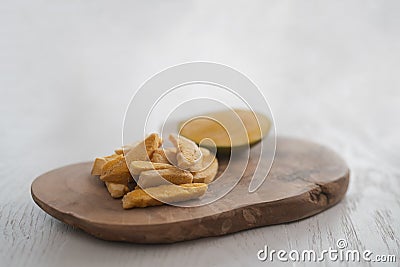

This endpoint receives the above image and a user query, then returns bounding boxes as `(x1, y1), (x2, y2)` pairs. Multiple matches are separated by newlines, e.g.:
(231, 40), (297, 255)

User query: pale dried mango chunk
(125, 133), (162, 163)
(122, 183), (208, 209)
(92, 158), (107, 176)
(138, 168), (193, 188)
(189, 147), (213, 172)
(169, 134), (202, 170)
(192, 158), (219, 183)
(200, 147), (216, 170)
(151, 147), (177, 164)
(114, 148), (124, 155)
(105, 181), (130, 198)
(123, 188), (163, 208)
(114, 144), (136, 155)
(130, 161), (174, 175)
(100, 154), (131, 184)
(91, 154), (119, 175)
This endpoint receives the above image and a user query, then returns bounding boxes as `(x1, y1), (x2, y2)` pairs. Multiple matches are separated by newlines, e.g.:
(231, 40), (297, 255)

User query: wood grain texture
(1, 1), (400, 266)
(31, 138), (349, 243)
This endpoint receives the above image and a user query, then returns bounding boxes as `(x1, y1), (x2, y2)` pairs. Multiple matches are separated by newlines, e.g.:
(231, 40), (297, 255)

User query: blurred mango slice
(179, 109), (271, 151)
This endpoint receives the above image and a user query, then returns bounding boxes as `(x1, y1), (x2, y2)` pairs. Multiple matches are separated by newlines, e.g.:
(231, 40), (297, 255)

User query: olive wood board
(31, 137), (350, 243)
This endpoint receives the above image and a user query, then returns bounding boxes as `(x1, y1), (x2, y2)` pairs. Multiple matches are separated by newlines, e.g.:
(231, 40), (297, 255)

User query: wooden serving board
(31, 137), (349, 243)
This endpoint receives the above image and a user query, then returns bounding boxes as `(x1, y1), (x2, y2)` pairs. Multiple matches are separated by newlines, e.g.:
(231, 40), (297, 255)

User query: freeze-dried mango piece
(100, 154), (131, 184)
(122, 183), (208, 209)
(105, 181), (130, 198)
(91, 154), (119, 175)
(114, 144), (137, 155)
(138, 168), (193, 188)
(189, 147), (213, 172)
(130, 161), (174, 175)
(192, 158), (219, 184)
(151, 147), (177, 164)
(125, 133), (162, 163)
(169, 134), (202, 170)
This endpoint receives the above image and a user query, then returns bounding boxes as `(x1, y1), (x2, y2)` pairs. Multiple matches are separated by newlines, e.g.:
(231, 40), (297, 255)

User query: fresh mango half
(178, 109), (271, 152)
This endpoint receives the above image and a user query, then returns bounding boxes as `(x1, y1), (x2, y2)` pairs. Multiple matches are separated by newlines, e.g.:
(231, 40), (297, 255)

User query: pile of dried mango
(91, 133), (218, 209)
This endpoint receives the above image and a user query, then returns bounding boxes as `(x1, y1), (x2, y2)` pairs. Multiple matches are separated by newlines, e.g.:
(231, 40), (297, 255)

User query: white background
(1, 1), (399, 266)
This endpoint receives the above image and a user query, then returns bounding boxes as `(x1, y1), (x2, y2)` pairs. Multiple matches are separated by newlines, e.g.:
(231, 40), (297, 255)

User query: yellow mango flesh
(179, 109), (270, 149)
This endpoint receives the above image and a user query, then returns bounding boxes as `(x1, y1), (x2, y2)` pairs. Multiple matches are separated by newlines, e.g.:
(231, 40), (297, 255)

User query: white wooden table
(1, 1), (399, 266)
